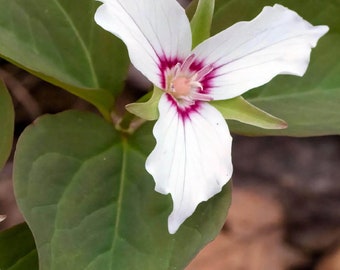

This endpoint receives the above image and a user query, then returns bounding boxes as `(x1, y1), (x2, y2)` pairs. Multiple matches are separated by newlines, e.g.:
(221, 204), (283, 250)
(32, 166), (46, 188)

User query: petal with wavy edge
(94, 0), (192, 88)
(192, 4), (329, 100)
(146, 94), (233, 233)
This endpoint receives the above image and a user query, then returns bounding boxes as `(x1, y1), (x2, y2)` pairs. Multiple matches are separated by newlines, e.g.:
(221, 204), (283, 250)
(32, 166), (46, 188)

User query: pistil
(170, 77), (192, 98)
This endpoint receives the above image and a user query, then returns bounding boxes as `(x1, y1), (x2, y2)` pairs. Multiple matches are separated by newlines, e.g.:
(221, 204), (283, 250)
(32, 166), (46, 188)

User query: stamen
(196, 64), (214, 81)
(173, 63), (181, 77)
(180, 96), (194, 103)
(181, 54), (196, 71)
(190, 81), (203, 90)
(191, 92), (213, 102)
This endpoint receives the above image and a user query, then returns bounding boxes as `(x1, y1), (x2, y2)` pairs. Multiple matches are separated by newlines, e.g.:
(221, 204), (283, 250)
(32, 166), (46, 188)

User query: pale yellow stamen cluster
(165, 55), (213, 107)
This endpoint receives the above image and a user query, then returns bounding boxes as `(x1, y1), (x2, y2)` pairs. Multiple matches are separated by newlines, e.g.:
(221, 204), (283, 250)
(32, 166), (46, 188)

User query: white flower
(95, 0), (328, 233)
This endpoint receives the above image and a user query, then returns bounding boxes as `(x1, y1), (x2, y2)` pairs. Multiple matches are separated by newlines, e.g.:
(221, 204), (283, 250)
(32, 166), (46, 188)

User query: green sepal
(190, 0), (215, 48)
(125, 87), (163, 121)
(211, 96), (287, 130)
(0, 80), (14, 170)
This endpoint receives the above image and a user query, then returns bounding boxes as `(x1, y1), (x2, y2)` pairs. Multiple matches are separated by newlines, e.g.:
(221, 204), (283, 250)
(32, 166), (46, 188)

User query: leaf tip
(279, 120), (288, 129)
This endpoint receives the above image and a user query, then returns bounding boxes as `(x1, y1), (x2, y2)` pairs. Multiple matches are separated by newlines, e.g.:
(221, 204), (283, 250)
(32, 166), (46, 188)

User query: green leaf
(0, 81), (14, 170)
(0, 0), (129, 119)
(125, 87), (163, 121)
(209, 0), (340, 136)
(190, 0), (215, 48)
(13, 110), (231, 270)
(0, 223), (38, 270)
(211, 96), (287, 130)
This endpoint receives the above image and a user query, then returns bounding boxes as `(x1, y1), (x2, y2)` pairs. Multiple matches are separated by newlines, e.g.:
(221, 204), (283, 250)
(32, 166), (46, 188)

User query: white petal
(192, 4), (329, 100)
(146, 95), (233, 233)
(94, 0), (192, 88)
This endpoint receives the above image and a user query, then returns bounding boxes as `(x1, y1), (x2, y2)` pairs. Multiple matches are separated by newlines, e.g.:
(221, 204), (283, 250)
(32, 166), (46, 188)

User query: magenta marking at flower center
(158, 54), (217, 120)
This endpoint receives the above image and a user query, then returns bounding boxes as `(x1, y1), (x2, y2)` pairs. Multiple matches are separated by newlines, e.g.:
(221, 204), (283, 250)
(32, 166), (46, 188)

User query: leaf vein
(52, 0), (99, 87)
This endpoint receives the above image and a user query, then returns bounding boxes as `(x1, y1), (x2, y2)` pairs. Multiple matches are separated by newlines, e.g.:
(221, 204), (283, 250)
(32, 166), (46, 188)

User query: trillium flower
(95, 0), (328, 233)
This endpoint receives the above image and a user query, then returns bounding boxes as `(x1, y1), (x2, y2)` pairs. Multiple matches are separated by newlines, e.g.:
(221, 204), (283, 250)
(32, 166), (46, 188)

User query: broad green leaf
(211, 96), (287, 130)
(190, 0), (215, 48)
(0, 81), (14, 170)
(14, 110), (231, 270)
(0, 223), (38, 270)
(210, 0), (340, 136)
(125, 87), (163, 121)
(0, 0), (129, 119)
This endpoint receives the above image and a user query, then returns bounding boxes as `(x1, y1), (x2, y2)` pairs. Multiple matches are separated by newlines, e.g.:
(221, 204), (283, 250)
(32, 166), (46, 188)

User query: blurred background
(1, 0), (339, 269)
(0, 57), (339, 270)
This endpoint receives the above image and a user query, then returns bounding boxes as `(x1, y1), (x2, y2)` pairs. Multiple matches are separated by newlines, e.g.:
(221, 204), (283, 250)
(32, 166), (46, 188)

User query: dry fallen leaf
(186, 188), (307, 270)
(0, 215), (6, 223)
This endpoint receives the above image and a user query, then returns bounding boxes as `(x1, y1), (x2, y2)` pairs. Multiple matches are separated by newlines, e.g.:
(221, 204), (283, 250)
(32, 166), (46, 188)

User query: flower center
(164, 54), (214, 107)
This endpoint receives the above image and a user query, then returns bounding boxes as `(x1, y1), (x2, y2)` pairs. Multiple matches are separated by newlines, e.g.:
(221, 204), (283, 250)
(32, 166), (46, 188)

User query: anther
(196, 64), (214, 81)
(181, 54), (196, 71)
